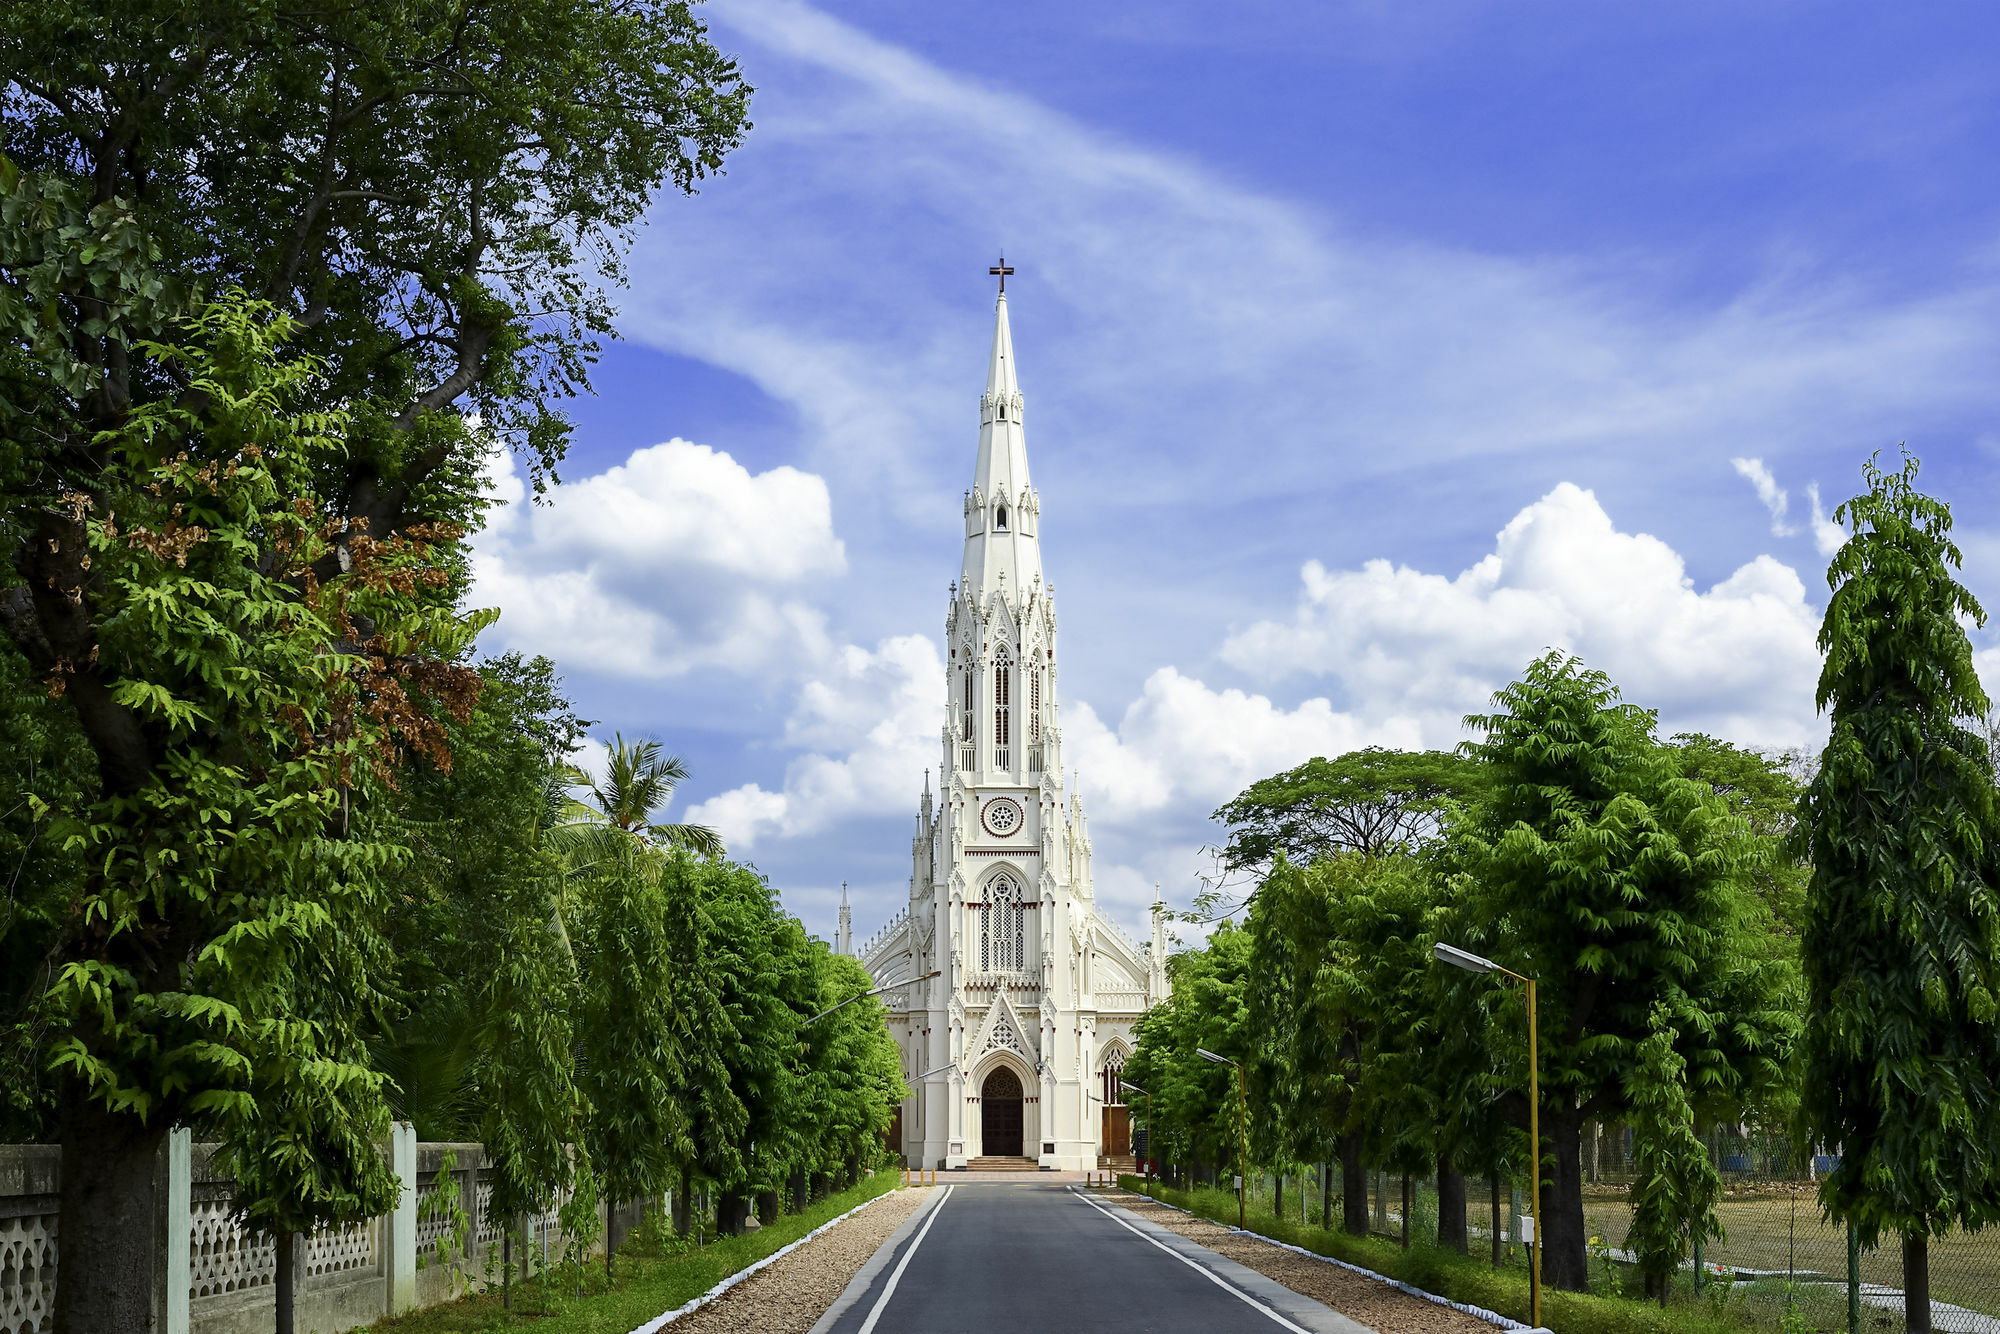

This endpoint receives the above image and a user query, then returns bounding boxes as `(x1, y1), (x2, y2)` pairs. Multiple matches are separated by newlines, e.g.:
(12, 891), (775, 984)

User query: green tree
(1126, 925), (1255, 1188)
(0, 296), (470, 1331)
(1624, 1002), (1723, 1305)
(377, 653), (593, 1308)
(1796, 453), (2000, 1334)
(1458, 652), (1799, 1291)
(0, 3), (748, 1318)
(1250, 854), (1437, 1237)
(1214, 748), (1487, 871)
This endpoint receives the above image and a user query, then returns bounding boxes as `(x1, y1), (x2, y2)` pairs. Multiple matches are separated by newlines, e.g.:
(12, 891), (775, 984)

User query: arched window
(981, 873), (1025, 973)
(1102, 1051), (1128, 1106)
(1030, 665), (1041, 740)
(993, 650), (1011, 766)
(959, 665), (973, 739)
(995, 504), (1009, 530)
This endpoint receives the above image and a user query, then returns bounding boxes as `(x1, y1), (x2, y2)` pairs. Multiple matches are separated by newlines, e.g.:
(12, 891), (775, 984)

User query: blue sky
(470, 0), (2000, 944)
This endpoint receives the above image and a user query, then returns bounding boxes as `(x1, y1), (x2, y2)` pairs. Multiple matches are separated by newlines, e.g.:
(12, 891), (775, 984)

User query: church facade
(837, 289), (1166, 1171)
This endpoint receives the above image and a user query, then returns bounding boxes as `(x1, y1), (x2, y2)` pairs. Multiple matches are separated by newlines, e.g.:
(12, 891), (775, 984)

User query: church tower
(853, 281), (1162, 1171)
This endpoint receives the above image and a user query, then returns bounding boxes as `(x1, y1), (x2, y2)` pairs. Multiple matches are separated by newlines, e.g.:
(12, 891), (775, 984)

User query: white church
(837, 282), (1168, 1172)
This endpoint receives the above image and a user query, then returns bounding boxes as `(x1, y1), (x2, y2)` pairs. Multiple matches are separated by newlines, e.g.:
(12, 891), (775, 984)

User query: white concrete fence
(0, 1128), (647, 1334)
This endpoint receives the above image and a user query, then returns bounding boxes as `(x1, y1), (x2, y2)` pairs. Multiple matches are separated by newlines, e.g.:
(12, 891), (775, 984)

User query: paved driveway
(810, 1183), (1375, 1334)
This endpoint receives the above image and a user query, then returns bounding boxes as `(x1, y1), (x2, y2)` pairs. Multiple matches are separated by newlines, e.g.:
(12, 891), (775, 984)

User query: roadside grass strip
(1106, 1178), (1788, 1334)
(628, 1187), (899, 1334)
(1107, 1185), (1540, 1333)
(376, 1169), (903, 1333)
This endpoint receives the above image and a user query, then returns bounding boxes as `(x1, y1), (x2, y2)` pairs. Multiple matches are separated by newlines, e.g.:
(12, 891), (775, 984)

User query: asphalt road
(809, 1183), (1374, 1334)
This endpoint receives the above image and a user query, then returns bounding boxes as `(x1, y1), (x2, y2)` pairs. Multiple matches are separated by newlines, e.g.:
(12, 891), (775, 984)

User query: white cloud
(1222, 482), (1827, 747)
(1805, 482), (1850, 559)
(1063, 669), (1421, 825)
(470, 440), (845, 679)
(686, 635), (942, 849)
(1732, 457), (1797, 536)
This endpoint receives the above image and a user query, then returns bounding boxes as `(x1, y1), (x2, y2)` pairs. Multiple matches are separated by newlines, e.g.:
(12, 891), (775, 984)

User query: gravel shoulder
(1098, 1188), (1500, 1334)
(662, 1186), (933, 1334)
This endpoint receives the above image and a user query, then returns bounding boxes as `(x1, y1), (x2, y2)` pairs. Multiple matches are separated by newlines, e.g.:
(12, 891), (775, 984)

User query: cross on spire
(989, 256), (1014, 295)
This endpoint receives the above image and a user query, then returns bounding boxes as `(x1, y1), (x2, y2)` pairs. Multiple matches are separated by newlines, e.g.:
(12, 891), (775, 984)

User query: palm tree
(563, 734), (723, 858)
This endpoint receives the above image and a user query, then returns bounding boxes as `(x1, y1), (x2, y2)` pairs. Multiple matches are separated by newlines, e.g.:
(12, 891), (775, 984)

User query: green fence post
(1848, 1218), (1860, 1334)
(1694, 1236), (1705, 1294)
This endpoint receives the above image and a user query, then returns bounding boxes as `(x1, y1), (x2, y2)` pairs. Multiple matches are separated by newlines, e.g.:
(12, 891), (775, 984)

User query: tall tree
(0, 296), (468, 1331)
(1126, 925), (1256, 1187)
(1458, 652), (1799, 1291)
(0, 4), (748, 1321)
(1797, 453), (2000, 1334)
(1250, 853), (1437, 1238)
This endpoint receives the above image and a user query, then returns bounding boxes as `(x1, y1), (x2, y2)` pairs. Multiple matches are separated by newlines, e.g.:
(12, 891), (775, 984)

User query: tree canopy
(1213, 747), (1486, 871)
(1797, 452), (2000, 1332)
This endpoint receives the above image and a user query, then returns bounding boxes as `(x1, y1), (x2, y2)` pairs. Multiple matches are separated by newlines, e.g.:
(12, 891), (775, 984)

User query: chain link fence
(1189, 1125), (2000, 1333)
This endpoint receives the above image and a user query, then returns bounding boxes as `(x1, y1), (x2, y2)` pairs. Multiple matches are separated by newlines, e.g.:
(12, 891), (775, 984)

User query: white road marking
(1068, 1188), (1315, 1334)
(855, 1185), (954, 1334)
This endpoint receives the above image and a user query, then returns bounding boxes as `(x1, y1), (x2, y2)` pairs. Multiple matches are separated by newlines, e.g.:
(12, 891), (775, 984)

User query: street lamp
(805, 970), (942, 1026)
(1432, 941), (1540, 1330)
(1197, 1048), (1248, 1229)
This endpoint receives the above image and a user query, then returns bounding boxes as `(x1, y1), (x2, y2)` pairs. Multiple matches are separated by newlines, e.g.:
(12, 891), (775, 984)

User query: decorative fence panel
(0, 1134), (636, 1334)
(0, 1149), (58, 1334)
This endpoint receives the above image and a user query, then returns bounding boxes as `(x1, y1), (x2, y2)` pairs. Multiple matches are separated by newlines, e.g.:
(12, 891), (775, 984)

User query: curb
(1111, 1188), (1553, 1334)
(626, 1186), (900, 1334)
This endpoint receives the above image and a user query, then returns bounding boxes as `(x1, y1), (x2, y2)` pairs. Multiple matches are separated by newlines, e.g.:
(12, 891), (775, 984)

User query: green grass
(1114, 1176), (1879, 1334)
(373, 1169), (903, 1334)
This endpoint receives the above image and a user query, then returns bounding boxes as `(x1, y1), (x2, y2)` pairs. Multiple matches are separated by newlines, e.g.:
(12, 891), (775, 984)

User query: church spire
(837, 882), (852, 956)
(964, 287), (1042, 602)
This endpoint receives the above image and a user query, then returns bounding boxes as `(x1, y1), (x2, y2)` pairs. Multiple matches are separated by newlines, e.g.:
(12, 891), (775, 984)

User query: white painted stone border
(1119, 1189), (1553, 1334)
(626, 1186), (901, 1334)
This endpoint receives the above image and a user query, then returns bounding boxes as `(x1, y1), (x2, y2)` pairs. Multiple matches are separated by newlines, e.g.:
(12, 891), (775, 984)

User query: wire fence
(1175, 1125), (2000, 1333)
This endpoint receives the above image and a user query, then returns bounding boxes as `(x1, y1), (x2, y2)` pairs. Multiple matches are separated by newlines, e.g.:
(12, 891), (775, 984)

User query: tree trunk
(502, 1232), (512, 1311)
(674, 1165), (691, 1236)
(1437, 1158), (1467, 1255)
(791, 1169), (808, 1214)
(756, 1189), (780, 1225)
(1490, 1173), (1503, 1267)
(1905, 1233), (1932, 1334)
(52, 1095), (168, 1334)
(716, 1191), (749, 1236)
(1340, 1134), (1368, 1237)
(1274, 1173), (1283, 1219)
(1321, 1161), (1332, 1229)
(1539, 1111), (1590, 1292)
(275, 1231), (297, 1334)
(1400, 1173), (1410, 1249)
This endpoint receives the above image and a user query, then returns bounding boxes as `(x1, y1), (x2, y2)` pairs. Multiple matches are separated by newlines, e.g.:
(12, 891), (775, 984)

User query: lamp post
(1197, 1048), (1248, 1229)
(1432, 941), (1540, 1331)
(805, 970), (942, 1026)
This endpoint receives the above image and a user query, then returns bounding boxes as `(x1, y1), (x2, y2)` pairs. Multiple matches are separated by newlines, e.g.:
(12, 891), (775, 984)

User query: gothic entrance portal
(981, 1067), (1024, 1157)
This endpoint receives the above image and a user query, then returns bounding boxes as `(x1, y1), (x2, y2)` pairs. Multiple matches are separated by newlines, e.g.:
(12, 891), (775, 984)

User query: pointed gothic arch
(992, 646), (1012, 767)
(1098, 1038), (1133, 1106)
(979, 868), (1027, 973)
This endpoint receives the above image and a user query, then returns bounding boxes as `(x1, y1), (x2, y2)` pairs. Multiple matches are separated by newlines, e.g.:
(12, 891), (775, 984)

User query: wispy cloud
(618, 0), (2000, 530)
(1805, 482), (1849, 559)
(1731, 457), (1797, 536)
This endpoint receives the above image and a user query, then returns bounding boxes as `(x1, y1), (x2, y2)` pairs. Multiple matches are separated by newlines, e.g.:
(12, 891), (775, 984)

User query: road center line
(1068, 1188), (1315, 1334)
(855, 1185), (954, 1334)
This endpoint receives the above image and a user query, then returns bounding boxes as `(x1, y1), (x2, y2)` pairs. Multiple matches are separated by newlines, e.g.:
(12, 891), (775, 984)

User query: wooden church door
(981, 1068), (1024, 1156)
